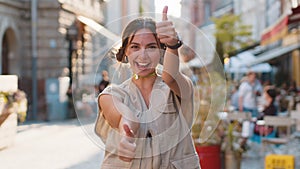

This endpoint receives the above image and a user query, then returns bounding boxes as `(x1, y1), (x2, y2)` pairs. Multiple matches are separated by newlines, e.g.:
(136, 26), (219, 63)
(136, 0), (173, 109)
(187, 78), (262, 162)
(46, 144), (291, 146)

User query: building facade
(0, 0), (105, 120)
(248, 0), (300, 87)
(179, 0), (219, 66)
(181, 0), (299, 87)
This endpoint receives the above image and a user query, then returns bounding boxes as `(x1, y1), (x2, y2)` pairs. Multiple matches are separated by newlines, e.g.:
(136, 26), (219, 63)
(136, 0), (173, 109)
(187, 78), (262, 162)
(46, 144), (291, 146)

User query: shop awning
(225, 51), (272, 73)
(77, 15), (120, 42)
(226, 63), (272, 73)
(77, 15), (121, 62)
(246, 43), (300, 66)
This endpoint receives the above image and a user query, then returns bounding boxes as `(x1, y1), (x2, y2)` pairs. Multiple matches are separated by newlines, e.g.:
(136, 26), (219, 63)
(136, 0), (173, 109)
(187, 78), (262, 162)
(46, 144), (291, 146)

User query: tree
(212, 14), (253, 65)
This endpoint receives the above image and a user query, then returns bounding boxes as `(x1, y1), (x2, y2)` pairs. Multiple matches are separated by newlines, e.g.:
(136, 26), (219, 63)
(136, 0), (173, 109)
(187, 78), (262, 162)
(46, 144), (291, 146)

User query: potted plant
(0, 90), (28, 124)
(0, 89), (28, 149)
(220, 118), (249, 169)
(191, 71), (226, 169)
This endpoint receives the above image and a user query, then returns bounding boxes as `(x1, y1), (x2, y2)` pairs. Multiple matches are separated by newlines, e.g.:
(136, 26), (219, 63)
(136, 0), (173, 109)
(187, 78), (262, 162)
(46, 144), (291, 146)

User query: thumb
(123, 124), (134, 137)
(162, 6), (168, 21)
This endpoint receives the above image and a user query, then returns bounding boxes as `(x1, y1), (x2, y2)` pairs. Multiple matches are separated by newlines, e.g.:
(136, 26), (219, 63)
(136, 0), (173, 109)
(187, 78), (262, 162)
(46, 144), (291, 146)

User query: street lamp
(66, 24), (78, 86)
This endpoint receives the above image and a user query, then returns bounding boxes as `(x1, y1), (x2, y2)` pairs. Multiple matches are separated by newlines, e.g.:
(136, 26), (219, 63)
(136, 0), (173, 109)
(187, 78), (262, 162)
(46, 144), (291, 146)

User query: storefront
(245, 6), (300, 87)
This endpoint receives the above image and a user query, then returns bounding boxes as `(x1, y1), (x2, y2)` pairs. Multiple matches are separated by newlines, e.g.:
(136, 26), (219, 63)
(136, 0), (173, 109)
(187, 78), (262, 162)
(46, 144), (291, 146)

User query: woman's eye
(147, 45), (158, 51)
(130, 45), (139, 49)
(149, 45), (158, 49)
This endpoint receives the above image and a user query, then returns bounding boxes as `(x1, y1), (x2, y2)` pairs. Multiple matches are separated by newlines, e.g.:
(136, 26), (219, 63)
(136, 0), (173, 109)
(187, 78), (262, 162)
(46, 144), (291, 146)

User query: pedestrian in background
(97, 70), (110, 95)
(254, 87), (277, 136)
(230, 84), (240, 111)
(259, 86), (278, 119)
(95, 6), (200, 169)
(238, 70), (263, 117)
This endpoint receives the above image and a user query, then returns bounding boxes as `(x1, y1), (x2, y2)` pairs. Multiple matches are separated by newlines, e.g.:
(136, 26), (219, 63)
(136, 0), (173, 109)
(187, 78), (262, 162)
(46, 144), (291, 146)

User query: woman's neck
(132, 73), (157, 90)
(132, 74), (157, 108)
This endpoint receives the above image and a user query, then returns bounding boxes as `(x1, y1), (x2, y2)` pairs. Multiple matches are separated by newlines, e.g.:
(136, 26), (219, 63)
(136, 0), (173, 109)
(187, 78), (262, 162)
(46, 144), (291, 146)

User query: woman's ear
(123, 48), (129, 63)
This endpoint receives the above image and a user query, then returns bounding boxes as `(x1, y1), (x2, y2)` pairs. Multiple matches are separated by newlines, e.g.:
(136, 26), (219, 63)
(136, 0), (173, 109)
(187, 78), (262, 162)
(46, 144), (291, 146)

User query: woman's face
(125, 28), (161, 77)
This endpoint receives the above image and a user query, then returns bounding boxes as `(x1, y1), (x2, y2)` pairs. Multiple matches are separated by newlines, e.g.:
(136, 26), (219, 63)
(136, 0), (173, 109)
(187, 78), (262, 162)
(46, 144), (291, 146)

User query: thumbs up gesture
(156, 6), (179, 48)
(118, 115), (139, 162)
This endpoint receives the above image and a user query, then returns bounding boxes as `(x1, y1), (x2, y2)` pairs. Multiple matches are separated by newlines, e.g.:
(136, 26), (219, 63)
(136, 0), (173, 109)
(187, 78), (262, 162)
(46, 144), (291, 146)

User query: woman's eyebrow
(129, 42), (140, 45)
(147, 43), (158, 46)
(129, 42), (158, 46)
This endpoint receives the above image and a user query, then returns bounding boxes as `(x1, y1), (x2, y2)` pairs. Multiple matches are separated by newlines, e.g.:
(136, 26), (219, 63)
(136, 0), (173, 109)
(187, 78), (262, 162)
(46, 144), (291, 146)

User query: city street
(0, 119), (104, 169)
(1, 0), (300, 169)
(1, 118), (299, 169)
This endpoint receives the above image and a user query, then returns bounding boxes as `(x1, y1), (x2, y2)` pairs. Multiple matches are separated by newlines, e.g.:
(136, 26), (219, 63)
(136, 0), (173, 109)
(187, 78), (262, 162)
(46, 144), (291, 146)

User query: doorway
(1, 33), (9, 74)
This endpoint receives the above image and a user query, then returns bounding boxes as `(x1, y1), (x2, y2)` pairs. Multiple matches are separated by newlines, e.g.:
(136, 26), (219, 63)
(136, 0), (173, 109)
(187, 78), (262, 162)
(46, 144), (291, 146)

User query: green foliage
(139, 0), (144, 14)
(192, 71), (227, 146)
(0, 90), (28, 123)
(212, 13), (253, 64)
(220, 120), (249, 154)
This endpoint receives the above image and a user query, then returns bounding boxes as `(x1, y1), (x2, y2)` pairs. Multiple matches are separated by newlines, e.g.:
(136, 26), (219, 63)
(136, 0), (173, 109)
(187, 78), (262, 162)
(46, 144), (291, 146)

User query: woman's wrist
(165, 34), (183, 49)
(165, 39), (183, 49)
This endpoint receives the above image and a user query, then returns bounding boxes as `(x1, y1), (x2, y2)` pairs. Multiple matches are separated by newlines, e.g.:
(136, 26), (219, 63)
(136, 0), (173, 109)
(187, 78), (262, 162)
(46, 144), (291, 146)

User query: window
(204, 1), (211, 24)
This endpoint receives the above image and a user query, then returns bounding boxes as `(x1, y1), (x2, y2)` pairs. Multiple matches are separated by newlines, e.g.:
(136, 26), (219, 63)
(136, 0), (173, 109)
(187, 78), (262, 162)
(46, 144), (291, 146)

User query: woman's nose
(140, 48), (148, 58)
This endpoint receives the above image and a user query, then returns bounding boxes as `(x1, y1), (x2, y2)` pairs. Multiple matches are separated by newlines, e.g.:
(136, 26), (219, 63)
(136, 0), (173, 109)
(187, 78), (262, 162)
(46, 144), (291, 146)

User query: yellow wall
(292, 50), (300, 87)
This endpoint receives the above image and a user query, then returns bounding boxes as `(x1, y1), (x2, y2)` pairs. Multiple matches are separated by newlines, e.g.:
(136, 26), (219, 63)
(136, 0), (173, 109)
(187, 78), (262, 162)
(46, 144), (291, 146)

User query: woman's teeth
(137, 62), (149, 67)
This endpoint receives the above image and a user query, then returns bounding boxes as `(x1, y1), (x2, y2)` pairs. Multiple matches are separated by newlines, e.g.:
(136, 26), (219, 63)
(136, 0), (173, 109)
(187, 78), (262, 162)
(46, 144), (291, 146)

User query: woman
(254, 87), (277, 136)
(96, 6), (200, 169)
(259, 86), (277, 119)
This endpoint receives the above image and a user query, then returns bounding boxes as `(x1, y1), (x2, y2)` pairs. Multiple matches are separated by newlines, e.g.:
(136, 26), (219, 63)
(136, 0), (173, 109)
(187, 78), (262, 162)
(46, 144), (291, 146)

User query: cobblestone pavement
(1, 119), (299, 169)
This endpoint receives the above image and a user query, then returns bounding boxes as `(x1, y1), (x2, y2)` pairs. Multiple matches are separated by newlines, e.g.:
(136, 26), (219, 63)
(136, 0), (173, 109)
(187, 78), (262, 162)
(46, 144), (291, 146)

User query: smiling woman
(95, 6), (200, 169)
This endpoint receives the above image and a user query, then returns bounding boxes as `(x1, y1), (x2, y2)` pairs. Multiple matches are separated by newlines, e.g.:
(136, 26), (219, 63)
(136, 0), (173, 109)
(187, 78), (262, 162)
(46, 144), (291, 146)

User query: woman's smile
(135, 61), (151, 70)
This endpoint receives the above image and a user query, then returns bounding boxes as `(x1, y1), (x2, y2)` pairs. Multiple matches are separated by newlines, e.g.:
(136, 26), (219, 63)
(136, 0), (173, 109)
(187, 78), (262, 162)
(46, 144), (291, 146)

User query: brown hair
(247, 70), (255, 76)
(116, 17), (165, 62)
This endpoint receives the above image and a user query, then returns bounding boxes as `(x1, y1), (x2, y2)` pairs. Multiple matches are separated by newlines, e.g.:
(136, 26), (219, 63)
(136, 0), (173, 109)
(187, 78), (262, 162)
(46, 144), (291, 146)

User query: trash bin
(45, 77), (69, 121)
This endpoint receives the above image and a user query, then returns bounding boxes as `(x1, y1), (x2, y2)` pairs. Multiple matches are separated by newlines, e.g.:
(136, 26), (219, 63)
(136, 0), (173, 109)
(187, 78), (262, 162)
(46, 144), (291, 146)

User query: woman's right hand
(118, 115), (139, 162)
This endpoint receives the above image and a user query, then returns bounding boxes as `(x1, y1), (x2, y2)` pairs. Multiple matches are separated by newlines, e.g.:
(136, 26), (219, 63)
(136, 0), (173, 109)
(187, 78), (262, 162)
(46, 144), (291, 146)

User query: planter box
(0, 113), (17, 150)
(196, 145), (221, 169)
(0, 75), (18, 92)
(224, 151), (242, 169)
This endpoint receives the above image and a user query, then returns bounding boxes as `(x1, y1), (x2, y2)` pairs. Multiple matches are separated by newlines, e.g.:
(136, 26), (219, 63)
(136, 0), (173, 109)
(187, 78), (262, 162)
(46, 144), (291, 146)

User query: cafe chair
(290, 110), (300, 139)
(259, 116), (295, 154)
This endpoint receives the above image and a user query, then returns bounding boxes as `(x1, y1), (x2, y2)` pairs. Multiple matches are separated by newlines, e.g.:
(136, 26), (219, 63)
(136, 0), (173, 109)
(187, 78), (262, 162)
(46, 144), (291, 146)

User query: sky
(155, 0), (181, 18)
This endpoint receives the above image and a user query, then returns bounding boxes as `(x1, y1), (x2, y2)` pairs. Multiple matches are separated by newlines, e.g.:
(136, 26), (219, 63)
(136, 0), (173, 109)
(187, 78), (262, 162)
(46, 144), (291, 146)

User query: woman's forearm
(99, 94), (122, 129)
(162, 48), (192, 99)
(162, 48), (180, 84)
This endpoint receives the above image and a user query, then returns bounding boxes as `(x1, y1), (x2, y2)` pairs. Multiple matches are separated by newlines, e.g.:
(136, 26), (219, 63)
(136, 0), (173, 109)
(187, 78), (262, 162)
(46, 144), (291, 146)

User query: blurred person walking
(238, 71), (263, 117)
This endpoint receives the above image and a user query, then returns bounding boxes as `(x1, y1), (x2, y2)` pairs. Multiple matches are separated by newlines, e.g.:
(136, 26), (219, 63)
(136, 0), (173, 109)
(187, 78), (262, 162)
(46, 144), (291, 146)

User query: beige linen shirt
(98, 76), (200, 169)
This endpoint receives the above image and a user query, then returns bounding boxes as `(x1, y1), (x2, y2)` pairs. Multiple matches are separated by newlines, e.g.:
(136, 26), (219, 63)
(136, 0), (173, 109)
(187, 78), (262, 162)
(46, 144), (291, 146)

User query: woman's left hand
(156, 6), (178, 47)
